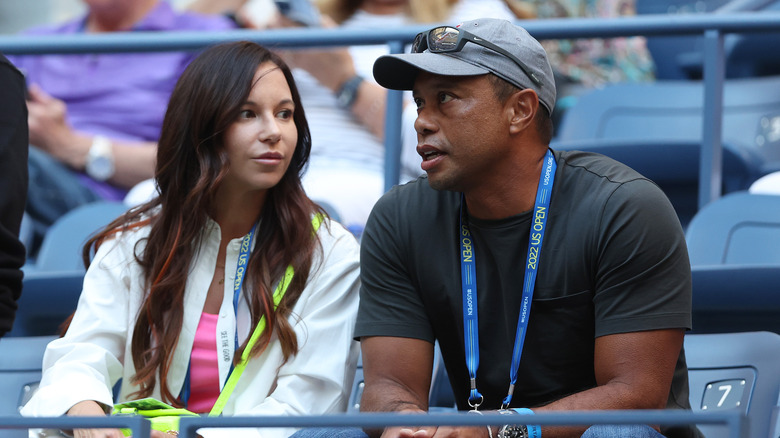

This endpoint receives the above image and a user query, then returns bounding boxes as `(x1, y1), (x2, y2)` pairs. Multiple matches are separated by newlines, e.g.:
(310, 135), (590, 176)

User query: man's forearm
(350, 81), (388, 140)
(527, 379), (666, 438)
(110, 140), (156, 189)
(360, 380), (428, 414)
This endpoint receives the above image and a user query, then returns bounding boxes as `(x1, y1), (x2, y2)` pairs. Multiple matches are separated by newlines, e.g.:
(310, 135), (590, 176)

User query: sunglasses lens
(412, 32), (427, 53)
(428, 27), (460, 52)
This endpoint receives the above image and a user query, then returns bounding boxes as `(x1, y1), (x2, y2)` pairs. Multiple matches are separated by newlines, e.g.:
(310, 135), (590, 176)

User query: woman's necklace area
(216, 264), (225, 285)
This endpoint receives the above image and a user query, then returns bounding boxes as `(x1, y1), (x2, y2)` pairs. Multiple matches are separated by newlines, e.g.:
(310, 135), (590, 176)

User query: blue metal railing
(2, 12), (779, 203)
(0, 409), (746, 438)
(0, 415), (151, 438)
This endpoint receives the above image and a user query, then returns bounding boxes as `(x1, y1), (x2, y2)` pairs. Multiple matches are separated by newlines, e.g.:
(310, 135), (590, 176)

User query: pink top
(187, 312), (221, 413)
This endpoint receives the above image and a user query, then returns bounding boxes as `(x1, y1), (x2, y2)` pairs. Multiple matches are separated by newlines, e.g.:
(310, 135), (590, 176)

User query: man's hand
(382, 425), (490, 438)
(150, 430), (180, 438)
(381, 425), (436, 438)
(26, 84), (89, 169)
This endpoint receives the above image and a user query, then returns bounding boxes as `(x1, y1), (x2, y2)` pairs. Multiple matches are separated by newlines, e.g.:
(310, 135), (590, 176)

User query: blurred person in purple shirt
(8, 0), (234, 253)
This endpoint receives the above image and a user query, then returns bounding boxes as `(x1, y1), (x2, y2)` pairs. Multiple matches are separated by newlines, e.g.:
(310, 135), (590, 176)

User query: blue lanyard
(459, 149), (557, 409)
(181, 225), (257, 407)
(232, 226), (256, 352)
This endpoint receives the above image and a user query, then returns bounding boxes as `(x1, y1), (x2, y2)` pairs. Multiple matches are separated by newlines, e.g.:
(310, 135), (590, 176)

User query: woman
(21, 41), (361, 438)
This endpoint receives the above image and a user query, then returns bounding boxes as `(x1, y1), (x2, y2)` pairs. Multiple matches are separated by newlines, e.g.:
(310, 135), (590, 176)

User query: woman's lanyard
(180, 224), (257, 408)
(179, 214), (324, 414)
(460, 149), (557, 410)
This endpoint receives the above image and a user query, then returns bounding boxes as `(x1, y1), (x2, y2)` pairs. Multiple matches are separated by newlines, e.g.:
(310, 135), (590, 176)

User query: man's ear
(508, 88), (539, 135)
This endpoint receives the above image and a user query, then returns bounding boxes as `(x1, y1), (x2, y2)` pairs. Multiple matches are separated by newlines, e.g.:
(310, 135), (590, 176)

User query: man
(8, 0), (234, 253)
(0, 53), (28, 337)
(356, 18), (699, 438)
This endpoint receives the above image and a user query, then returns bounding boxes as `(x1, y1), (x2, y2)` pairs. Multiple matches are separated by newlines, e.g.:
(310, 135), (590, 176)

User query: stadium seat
(0, 335), (57, 438)
(722, 1), (780, 78)
(691, 265), (780, 334)
(6, 271), (85, 338)
(428, 342), (456, 411)
(686, 191), (780, 265)
(638, 0), (780, 80)
(686, 193), (780, 334)
(684, 331), (780, 438)
(30, 201), (129, 273)
(348, 353), (364, 413)
(555, 75), (780, 167)
(554, 76), (780, 226)
(636, 0), (730, 80)
(552, 138), (756, 226)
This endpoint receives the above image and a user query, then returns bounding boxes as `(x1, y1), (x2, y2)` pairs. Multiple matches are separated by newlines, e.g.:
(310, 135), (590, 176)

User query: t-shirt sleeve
(354, 189), (435, 343)
(592, 179), (692, 337)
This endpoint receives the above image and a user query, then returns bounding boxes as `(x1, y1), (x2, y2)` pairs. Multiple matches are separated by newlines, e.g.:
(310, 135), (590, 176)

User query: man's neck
(463, 151), (547, 220)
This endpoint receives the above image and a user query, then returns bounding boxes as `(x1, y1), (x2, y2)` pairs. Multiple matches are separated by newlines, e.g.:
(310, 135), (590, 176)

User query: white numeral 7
(717, 384), (732, 407)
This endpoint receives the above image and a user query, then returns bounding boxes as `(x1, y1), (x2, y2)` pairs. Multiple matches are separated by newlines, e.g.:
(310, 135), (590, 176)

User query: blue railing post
(383, 40), (405, 192)
(700, 29), (725, 209)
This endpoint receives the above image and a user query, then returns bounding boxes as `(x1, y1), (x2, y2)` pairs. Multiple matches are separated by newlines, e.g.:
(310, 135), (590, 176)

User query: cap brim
(374, 52), (490, 90)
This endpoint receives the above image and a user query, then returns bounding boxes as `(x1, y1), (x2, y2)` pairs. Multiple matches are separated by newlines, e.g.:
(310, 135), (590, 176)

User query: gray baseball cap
(373, 18), (556, 114)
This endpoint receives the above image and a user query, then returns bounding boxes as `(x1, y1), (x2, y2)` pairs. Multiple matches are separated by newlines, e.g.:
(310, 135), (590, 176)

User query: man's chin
(425, 173), (456, 192)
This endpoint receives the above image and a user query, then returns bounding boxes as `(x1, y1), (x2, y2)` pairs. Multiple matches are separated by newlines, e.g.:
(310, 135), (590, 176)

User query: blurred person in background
(0, 53), (28, 338)
(7, 0), (233, 255)
(504, 0), (656, 127)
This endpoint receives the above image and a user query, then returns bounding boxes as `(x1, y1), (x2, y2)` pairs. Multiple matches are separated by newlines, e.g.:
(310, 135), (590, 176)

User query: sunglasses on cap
(411, 26), (543, 87)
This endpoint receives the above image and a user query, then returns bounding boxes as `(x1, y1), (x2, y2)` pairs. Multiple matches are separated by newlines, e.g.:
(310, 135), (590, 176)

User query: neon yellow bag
(112, 398), (199, 436)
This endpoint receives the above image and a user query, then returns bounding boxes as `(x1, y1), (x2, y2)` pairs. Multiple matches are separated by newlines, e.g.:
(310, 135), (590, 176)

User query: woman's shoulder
(93, 217), (154, 258)
(315, 215), (359, 250)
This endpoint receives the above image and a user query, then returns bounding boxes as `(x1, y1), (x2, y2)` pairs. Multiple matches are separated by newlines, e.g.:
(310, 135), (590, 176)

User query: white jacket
(22, 217), (361, 438)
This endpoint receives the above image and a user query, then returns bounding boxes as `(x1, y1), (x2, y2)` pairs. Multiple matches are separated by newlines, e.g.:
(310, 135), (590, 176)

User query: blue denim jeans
(581, 424), (667, 437)
(26, 146), (101, 253)
(288, 428), (368, 438)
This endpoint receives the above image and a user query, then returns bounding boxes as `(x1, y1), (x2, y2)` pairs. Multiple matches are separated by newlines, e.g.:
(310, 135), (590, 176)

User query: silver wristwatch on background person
(336, 74), (364, 109)
(85, 135), (115, 181)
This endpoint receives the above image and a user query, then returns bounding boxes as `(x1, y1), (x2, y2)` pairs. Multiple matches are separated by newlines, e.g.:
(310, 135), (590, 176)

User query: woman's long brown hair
(81, 42), (322, 406)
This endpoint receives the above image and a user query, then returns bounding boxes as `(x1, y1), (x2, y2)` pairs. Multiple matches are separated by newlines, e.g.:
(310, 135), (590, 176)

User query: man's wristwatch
(336, 74), (364, 109)
(497, 424), (528, 438)
(85, 135), (115, 181)
(497, 409), (528, 438)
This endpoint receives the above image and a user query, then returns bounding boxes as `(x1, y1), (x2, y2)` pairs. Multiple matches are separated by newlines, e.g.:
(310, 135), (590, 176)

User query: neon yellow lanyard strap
(209, 213), (325, 416)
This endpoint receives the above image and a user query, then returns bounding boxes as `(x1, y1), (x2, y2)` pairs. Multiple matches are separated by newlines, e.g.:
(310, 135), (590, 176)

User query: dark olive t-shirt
(356, 150), (700, 438)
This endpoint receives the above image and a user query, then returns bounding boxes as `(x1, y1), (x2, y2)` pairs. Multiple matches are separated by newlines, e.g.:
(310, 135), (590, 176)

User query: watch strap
(497, 408), (532, 438)
(336, 74), (364, 109)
